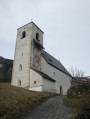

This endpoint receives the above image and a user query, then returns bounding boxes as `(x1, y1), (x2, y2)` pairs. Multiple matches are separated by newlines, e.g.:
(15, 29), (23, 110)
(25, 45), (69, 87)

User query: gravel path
(17, 96), (72, 119)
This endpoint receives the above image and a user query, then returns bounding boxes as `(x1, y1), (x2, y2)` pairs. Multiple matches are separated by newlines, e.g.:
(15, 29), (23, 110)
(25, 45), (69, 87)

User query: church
(11, 22), (72, 95)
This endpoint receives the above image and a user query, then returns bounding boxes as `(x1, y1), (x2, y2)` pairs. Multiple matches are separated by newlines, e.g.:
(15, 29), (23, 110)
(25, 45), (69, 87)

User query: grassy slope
(0, 83), (57, 119)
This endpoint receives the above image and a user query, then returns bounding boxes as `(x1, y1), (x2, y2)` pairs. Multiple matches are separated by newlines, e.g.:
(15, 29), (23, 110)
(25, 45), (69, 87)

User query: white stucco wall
(11, 23), (32, 87)
(30, 23), (43, 71)
(42, 77), (56, 93)
(29, 69), (42, 91)
(29, 86), (42, 91)
(41, 56), (71, 95)
(32, 23), (43, 46)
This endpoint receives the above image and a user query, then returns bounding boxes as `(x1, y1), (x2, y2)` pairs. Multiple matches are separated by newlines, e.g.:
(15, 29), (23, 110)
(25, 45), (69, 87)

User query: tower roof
(17, 22), (44, 34)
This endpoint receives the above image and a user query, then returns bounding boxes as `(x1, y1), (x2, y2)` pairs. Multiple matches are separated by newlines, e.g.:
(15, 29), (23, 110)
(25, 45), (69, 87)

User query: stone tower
(11, 22), (44, 88)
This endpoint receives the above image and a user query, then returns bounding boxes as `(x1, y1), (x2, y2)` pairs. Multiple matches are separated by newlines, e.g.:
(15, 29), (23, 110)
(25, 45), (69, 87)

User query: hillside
(0, 57), (13, 82)
(0, 83), (56, 119)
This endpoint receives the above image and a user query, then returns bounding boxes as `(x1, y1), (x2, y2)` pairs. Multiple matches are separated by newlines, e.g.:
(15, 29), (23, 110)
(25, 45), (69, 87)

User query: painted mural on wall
(30, 42), (41, 70)
(33, 53), (41, 70)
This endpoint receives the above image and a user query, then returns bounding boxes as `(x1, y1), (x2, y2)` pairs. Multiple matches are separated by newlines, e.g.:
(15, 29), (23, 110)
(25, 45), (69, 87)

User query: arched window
(18, 80), (21, 86)
(21, 31), (26, 39)
(36, 33), (39, 41)
(19, 64), (22, 71)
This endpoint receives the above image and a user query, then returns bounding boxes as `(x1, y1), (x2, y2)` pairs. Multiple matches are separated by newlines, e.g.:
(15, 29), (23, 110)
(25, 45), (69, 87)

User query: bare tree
(69, 66), (85, 77)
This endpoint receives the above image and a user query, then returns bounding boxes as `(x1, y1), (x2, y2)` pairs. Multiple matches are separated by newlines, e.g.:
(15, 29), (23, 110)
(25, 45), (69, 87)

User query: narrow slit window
(18, 80), (21, 86)
(19, 64), (22, 71)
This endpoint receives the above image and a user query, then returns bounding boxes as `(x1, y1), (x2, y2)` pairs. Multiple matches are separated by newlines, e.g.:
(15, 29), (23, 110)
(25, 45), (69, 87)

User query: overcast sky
(0, 0), (90, 76)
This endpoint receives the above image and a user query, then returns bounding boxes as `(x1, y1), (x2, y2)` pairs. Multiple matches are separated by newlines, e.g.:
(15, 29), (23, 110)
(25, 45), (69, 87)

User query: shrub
(72, 93), (90, 119)
(67, 84), (90, 98)
(66, 84), (90, 119)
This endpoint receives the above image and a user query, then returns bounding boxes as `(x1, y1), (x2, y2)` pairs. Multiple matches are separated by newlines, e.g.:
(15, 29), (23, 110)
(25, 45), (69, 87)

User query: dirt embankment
(0, 83), (57, 119)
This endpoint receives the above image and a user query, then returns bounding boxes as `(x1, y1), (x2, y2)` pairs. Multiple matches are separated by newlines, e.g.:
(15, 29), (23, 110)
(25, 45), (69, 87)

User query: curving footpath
(17, 96), (72, 119)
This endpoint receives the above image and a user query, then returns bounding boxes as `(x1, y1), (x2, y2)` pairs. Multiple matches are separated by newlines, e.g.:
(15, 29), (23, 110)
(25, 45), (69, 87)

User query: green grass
(71, 94), (90, 119)
(0, 83), (57, 119)
(64, 96), (79, 108)
(64, 84), (90, 119)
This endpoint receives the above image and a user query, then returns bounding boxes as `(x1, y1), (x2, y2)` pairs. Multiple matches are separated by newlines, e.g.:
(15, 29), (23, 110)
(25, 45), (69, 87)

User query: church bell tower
(11, 22), (44, 88)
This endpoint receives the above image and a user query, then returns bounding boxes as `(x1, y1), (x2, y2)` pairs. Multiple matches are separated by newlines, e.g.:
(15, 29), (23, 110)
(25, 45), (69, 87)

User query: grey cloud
(0, 0), (90, 76)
